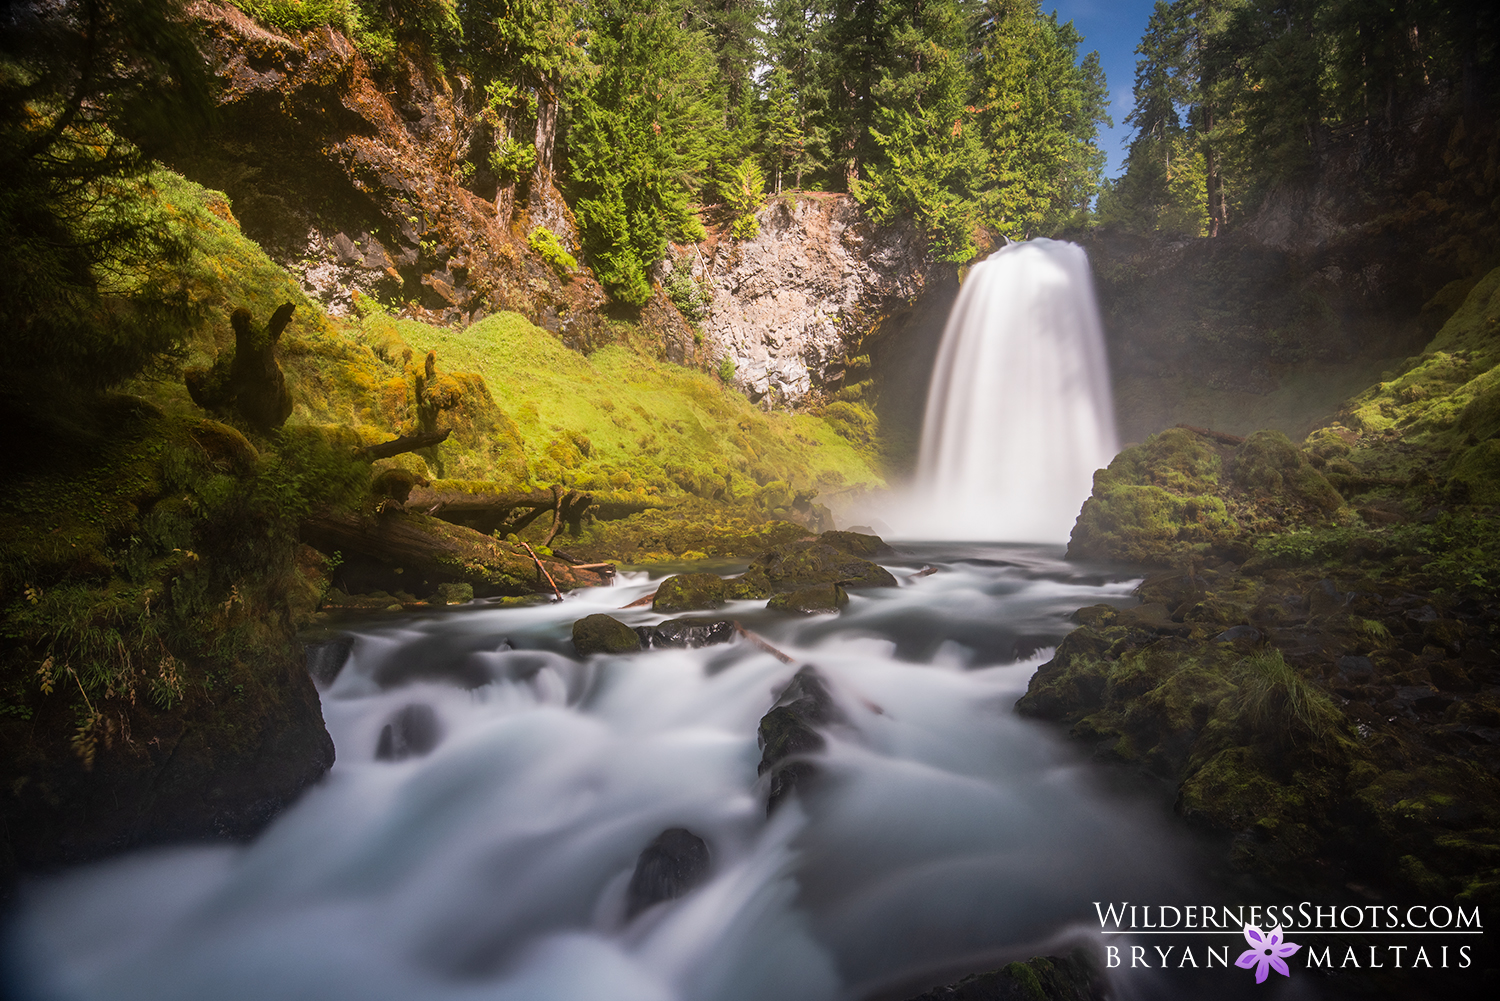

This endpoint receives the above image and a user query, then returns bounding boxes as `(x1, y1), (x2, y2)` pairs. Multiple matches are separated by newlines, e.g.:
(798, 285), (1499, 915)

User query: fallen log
(407, 485), (594, 538)
(302, 509), (604, 599)
(359, 430), (451, 461)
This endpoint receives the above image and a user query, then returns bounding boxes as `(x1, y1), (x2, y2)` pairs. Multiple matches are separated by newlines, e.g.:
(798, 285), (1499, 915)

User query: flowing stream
(6, 550), (1231, 1001)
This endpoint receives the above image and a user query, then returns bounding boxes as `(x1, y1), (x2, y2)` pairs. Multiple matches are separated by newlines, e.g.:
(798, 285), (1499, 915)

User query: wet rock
(636, 618), (736, 649)
(625, 828), (711, 918)
(375, 704), (441, 761)
(305, 634), (355, 686)
(767, 583), (848, 614)
(748, 540), (898, 592)
(903, 950), (1100, 1001)
(572, 614), (644, 656)
(653, 573), (727, 613)
(1115, 602), (1175, 630)
(1214, 624), (1262, 644)
(758, 668), (844, 814)
(818, 530), (894, 558)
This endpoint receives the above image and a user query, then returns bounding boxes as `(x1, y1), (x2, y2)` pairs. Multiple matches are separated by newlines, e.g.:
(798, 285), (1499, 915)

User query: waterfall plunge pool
(4, 545), (1277, 1001)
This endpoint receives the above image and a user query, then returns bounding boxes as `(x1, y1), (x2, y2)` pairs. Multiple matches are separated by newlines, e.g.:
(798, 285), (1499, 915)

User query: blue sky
(1043, 0), (1160, 178)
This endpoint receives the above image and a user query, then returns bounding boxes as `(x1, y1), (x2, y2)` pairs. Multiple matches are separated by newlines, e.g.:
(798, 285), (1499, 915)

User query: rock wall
(178, 4), (605, 338)
(683, 194), (937, 404)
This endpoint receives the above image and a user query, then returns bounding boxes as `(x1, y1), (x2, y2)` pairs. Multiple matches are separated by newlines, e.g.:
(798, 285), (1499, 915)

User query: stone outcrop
(681, 194), (937, 403)
(180, 3), (606, 337)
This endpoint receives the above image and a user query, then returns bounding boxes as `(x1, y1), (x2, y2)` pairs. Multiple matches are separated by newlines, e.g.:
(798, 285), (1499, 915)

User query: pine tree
(567, 0), (717, 305)
(973, 0), (1110, 238)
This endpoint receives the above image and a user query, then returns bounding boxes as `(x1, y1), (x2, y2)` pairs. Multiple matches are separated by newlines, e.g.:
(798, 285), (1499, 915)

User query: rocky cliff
(677, 194), (937, 405)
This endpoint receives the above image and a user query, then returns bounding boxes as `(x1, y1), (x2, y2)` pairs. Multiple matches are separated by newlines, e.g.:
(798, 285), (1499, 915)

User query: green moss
(571, 614), (642, 656)
(528, 227), (577, 278)
(653, 573), (727, 613)
(766, 583), (848, 614)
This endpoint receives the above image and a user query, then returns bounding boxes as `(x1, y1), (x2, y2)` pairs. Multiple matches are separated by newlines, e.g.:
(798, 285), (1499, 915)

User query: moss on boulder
(572, 614), (643, 656)
(653, 573), (727, 613)
(766, 583), (849, 614)
(748, 538), (898, 592)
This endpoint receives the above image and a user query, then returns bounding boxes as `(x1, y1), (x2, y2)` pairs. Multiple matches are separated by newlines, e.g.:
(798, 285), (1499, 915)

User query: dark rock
(904, 951), (1101, 1001)
(1335, 655), (1376, 684)
(573, 614), (643, 656)
(1072, 604), (1117, 626)
(767, 583), (848, 614)
(1115, 602), (1174, 630)
(375, 704), (441, 761)
(625, 828), (711, 918)
(637, 618), (736, 649)
(749, 540), (898, 592)
(653, 573), (727, 613)
(1214, 624), (1262, 643)
(1309, 579), (1349, 615)
(1405, 604), (1440, 623)
(818, 530), (894, 558)
(758, 668), (844, 814)
(305, 634), (355, 686)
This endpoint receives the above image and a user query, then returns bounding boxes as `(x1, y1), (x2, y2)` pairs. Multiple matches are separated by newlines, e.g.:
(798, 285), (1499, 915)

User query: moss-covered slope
(1033, 269), (1500, 905)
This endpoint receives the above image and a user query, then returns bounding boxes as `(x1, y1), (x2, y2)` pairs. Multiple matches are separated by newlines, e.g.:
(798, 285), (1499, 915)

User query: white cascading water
(3, 555), (1215, 1001)
(907, 238), (1118, 542)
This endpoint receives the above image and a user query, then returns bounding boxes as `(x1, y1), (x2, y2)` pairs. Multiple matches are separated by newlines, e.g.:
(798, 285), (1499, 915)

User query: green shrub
(528, 227), (577, 278)
(663, 267), (712, 321)
(718, 355), (736, 383)
(726, 157), (765, 240)
(229, 0), (357, 34)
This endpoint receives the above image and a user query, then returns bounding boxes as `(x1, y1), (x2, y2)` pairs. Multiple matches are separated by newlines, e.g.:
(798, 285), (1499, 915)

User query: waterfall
(910, 238), (1118, 543)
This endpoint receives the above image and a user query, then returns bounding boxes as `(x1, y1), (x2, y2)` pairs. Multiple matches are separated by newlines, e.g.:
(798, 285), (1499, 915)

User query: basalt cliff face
(677, 195), (937, 404)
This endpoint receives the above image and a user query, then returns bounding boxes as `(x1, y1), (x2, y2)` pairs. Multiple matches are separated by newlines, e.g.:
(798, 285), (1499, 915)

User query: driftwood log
(407, 485), (599, 541)
(302, 510), (606, 598)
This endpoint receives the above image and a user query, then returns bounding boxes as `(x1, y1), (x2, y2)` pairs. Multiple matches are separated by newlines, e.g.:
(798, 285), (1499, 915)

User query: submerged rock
(636, 618), (736, 649)
(374, 704), (442, 761)
(758, 668), (845, 813)
(767, 583), (849, 614)
(305, 634), (355, 686)
(652, 573), (728, 613)
(625, 828), (711, 918)
(572, 614), (643, 656)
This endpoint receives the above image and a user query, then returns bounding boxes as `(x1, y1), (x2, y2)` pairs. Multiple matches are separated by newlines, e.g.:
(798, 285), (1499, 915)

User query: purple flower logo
(1236, 924), (1300, 983)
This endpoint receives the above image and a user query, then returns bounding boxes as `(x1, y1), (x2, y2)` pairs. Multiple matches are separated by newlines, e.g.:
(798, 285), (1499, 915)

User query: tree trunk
(534, 84), (559, 180)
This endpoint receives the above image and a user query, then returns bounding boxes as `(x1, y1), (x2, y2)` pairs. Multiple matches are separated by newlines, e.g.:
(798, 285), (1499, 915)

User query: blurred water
(7, 547), (1225, 1001)
(891, 239), (1118, 543)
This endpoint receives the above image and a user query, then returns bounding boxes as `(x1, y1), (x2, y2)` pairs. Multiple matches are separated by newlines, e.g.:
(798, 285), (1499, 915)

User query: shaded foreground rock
(905, 951), (1101, 1001)
(626, 828), (711, 918)
(572, 614), (643, 656)
(758, 668), (844, 814)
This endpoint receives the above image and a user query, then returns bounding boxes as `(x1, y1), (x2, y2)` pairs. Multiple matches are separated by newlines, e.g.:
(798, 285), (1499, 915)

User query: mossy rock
(817, 530), (893, 558)
(767, 583), (848, 614)
(572, 614), (643, 656)
(1446, 438), (1500, 504)
(724, 567), (772, 599)
(653, 572), (727, 613)
(749, 540), (898, 591)
(1228, 430), (1343, 511)
(433, 582), (473, 605)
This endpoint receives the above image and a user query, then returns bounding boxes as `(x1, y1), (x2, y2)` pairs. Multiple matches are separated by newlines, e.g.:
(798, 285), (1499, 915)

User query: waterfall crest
(910, 238), (1118, 542)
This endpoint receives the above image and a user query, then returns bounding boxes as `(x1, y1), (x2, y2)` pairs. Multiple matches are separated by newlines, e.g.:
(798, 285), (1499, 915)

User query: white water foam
(883, 239), (1118, 543)
(7, 557), (1199, 1001)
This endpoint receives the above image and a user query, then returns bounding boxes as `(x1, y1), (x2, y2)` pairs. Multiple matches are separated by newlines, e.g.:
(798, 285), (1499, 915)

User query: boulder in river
(625, 828), (711, 918)
(767, 583), (848, 614)
(636, 618), (736, 649)
(742, 537), (898, 593)
(652, 573), (727, 613)
(573, 614), (643, 656)
(374, 704), (442, 761)
(758, 667), (845, 814)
